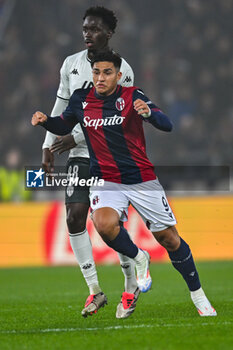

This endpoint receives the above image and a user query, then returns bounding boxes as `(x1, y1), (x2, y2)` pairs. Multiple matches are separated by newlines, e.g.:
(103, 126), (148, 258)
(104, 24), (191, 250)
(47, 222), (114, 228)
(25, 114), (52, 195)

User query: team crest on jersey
(115, 97), (125, 111)
(92, 195), (100, 206)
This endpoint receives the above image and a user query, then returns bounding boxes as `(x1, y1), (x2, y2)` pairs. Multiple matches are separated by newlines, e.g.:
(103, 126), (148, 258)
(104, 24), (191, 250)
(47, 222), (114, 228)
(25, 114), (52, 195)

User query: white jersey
(43, 49), (134, 158)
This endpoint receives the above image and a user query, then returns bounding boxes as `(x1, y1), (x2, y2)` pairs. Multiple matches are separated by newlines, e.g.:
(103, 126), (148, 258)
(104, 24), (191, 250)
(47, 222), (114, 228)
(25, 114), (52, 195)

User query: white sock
(118, 253), (138, 293)
(134, 249), (148, 280)
(69, 229), (101, 295)
(190, 287), (207, 304)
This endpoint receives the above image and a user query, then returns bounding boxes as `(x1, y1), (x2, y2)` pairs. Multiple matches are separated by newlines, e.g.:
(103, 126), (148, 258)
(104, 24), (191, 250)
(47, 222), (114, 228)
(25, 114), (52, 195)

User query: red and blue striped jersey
(46, 85), (173, 184)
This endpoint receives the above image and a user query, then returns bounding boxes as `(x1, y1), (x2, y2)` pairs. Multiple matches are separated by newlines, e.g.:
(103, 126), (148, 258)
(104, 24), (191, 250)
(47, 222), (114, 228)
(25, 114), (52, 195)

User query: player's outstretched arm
(32, 112), (76, 136)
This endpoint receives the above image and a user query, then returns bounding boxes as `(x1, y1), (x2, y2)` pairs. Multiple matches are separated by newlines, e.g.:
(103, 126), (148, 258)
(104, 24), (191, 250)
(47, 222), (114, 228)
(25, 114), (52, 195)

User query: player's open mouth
(85, 41), (94, 47)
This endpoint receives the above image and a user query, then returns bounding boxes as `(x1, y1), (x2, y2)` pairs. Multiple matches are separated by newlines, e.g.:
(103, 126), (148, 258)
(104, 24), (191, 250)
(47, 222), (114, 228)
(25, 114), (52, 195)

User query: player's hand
(31, 111), (47, 126)
(42, 148), (54, 175)
(134, 99), (151, 117)
(50, 135), (76, 155)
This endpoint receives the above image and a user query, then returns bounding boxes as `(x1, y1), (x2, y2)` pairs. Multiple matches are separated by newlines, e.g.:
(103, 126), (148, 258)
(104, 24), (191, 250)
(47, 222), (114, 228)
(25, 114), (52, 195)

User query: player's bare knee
(163, 237), (180, 251)
(94, 219), (118, 240)
(153, 226), (180, 251)
(66, 203), (89, 233)
(66, 207), (86, 232)
(92, 207), (120, 240)
(66, 214), (86, 233)
(153, 231), (167, 246)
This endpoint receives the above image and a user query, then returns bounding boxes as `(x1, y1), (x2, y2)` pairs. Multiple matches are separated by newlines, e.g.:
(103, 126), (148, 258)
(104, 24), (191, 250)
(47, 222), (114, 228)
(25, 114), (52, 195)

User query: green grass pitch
(0, 261), (232, 350)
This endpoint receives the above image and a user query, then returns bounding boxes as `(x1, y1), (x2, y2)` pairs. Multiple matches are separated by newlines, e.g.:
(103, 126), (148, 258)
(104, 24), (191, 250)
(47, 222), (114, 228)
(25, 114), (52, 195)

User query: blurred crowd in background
(0, 0), (232, 197)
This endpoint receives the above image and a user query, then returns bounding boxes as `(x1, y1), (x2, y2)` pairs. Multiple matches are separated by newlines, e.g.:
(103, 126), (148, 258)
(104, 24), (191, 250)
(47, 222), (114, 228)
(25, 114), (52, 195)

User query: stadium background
(0, 0), (232, 267)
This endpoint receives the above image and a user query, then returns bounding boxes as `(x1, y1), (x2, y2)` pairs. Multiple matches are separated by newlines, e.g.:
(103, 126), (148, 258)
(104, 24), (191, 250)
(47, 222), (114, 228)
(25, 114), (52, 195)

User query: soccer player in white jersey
(33, 51), (217, 319)
(41, 6), (145, 318)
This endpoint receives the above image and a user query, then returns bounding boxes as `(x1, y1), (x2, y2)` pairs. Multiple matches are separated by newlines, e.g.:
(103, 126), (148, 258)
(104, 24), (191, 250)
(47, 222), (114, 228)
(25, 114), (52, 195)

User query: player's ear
(107, 30), (113, 39)
(117, 71), (122, 82)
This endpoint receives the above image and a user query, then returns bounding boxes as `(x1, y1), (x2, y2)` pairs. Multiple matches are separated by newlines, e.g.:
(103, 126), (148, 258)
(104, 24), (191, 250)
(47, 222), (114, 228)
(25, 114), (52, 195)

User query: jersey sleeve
(56, 57), (70, 101)
(118, 59), (134, 87)
(132, 89), (173, 132)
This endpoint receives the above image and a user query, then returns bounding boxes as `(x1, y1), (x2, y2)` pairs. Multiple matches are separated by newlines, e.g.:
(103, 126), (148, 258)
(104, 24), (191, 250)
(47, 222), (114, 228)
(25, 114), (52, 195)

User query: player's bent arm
(146, 108), (173, 132)
(134, 99), (173, 131)
(133, 90), (173, 132)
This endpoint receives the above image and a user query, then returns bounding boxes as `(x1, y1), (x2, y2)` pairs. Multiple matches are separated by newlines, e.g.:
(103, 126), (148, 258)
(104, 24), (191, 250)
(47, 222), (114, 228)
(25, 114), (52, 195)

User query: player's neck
(87, 46), (110, 60)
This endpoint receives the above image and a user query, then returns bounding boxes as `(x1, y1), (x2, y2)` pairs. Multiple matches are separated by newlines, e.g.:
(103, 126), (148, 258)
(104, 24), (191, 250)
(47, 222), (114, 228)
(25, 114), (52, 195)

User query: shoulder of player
(62, 49), (87, 67)
(120, 57), (133, 73)
(70, 86), (92, 101)
(120, 57), (132, 71)
(121, 86), (146, 103)
(121, 86), (140, 94)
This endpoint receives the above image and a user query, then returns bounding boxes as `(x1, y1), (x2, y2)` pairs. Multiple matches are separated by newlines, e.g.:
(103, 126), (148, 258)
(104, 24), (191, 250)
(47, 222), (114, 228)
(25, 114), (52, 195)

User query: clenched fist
(31, 111), (47, 126)
(133, 99), (151, 118)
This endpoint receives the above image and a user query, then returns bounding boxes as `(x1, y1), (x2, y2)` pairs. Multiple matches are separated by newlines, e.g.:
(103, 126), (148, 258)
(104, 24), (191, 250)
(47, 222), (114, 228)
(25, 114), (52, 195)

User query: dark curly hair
(91, 51), (122, 70)
(83, 6), (117, 33)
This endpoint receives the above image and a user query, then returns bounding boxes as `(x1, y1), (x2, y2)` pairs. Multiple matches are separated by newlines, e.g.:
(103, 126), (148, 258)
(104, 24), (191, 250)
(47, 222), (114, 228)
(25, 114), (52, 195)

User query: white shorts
(90, 179), (177, 232)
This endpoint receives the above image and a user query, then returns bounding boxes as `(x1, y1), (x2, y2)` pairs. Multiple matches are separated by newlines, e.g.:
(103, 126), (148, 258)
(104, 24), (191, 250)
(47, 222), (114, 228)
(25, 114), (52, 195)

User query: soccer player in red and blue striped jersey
(32, 51), (217, 318)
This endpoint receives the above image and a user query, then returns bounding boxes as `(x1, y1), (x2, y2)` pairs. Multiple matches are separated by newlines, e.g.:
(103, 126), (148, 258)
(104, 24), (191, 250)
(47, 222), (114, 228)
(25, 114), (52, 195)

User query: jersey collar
(86, 50), (91, 63)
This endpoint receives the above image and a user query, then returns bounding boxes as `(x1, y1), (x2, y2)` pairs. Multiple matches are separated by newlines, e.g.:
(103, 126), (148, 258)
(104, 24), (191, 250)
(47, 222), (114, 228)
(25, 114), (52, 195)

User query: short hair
(91, 51), (122, 70)
(83, 6), (117, 33)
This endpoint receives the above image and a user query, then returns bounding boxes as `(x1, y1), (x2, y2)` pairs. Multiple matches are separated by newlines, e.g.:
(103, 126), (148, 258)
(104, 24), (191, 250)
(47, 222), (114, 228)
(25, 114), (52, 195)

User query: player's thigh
(127, 179), (177, 232)
(65, 157), (90, 206)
